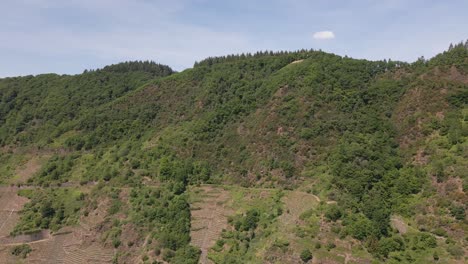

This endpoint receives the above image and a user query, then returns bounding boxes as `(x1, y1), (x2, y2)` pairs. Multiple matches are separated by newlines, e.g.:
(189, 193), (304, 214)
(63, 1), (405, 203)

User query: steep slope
(0, 44), (466, 263)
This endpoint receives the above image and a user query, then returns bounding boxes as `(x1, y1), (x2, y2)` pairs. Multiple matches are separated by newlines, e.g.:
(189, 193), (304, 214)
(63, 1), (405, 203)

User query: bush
(418, 233), (437, 249)
(162, 249), (175, 262)
(172, 246), (201, 264)
(273, 239), (290, 250)
(449, 205), (465, 220)
(432, 228), (447, 237)
(447, 244), (464, 258)
(326, 242), (336, 251)
(300, 249), (313, 262)
(112, 238), (121, 248)
(376, 236), (405, 258)
(11, 244), (32, 258)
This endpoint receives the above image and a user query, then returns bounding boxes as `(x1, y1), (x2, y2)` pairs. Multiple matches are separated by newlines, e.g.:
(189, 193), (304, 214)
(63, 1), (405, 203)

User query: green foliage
(300, 249), (313, 262)
(447, 89), (468, 107)
(0, 62), (172, 146)
(446, 244), (464, 258)
(129, 186), (191, 252)
(210, 189), (283, 263)
(98, 61), (174, 77)
(344, 213), (377, 240)
(13, 188), (84, 234)
(449, 204), (466, 220)
(172, 246), (201, 264)
(32, 154), (78, 185)
(1, 45), (466, 264)
(233, 209), (260, 231)
(325, 242), (336, 251)
(411, 233), (437, 250)
(103, 226), (122, 248)
(324, 205), (342, 222)
(10, 244), (32, 258)
(375, 236), (405, 258)
(428, 41), (468, 71)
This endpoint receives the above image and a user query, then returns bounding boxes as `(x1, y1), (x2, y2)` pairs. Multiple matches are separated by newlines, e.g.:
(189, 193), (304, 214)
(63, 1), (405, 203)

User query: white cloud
(313, 31), (335, 40)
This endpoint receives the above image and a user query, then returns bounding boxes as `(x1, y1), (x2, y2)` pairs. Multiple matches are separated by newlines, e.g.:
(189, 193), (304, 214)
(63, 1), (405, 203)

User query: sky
(0, 0), (467, 77)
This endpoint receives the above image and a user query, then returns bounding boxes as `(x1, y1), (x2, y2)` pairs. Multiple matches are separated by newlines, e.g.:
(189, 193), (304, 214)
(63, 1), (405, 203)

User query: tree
(375, 236), (405, 258)
(243, 209), (260, 231)
(41, 201), (55, 218)
(325, 205), (342, 221)
(346, 214), (377, 240)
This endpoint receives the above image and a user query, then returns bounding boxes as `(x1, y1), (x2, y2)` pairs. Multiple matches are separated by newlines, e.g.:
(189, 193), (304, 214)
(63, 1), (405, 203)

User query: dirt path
(0, 230), (51, 246)
(0, 208), (16, 234)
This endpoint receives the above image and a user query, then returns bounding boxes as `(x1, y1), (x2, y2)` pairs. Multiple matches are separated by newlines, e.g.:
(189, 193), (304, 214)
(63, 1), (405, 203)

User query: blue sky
(0, 0), (467, 77)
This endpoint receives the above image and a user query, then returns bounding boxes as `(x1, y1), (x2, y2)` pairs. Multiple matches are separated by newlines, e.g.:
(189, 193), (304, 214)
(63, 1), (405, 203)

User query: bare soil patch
(280, 191), (320, 227)
(391, 216), (410, 235)
(13, 156), (47, 184)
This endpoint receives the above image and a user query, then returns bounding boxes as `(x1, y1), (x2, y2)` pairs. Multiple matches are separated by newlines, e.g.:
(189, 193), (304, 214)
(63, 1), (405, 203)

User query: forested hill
(0, 61), (173, 145)
(0, 43), (466, 263)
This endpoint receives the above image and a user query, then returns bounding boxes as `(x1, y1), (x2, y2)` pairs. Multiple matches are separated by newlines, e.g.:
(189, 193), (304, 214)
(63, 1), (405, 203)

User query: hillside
(0, 43), (467, 264)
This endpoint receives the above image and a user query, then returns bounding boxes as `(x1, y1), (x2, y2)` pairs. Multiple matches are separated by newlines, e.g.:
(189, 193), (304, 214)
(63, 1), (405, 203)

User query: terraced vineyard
(189, 185), (233, 264)
(0, 187), (28, 238)
(62, 242), (114, 264)
(0, 184), (116, 264)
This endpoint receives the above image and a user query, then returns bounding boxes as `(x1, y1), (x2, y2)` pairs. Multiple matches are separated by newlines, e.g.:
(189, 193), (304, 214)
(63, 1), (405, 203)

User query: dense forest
(0, 42), (466, 263)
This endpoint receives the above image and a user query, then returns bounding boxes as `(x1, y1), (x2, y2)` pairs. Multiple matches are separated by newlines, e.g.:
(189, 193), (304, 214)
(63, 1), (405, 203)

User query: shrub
(273, 239), (290, 250)
(376, 236), (405, 258)
(172, 246), (201, 264)
(326, 242), (336, 251)
(432, 228), (447, 237)
(449, 205), (465, 221)
(162, 249), (175, 262)
(112, 238), (121, 248)
(300, 249), (313, 262)
(447, 244), (464, 258)
(11, 244), (32, 258)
